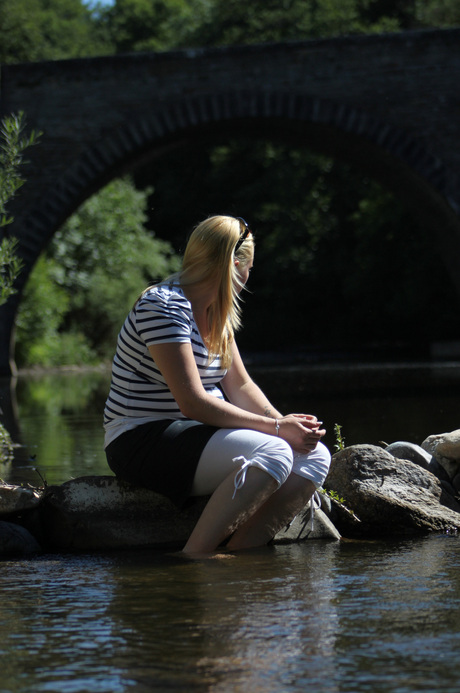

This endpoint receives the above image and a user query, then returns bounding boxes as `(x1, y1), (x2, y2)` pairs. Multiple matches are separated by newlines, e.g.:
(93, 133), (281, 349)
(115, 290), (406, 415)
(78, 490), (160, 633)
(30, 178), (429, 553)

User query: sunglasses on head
(234, 217), (251, 252)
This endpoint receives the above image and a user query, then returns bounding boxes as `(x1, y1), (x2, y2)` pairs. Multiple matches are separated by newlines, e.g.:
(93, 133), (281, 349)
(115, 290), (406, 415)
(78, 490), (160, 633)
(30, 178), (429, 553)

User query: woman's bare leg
(182, 467), (278, 556)
(227, 474), (316, 550)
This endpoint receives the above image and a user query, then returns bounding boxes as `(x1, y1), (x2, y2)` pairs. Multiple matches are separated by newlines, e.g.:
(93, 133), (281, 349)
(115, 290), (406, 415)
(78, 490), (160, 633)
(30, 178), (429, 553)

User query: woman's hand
(277, 414), (326, 454)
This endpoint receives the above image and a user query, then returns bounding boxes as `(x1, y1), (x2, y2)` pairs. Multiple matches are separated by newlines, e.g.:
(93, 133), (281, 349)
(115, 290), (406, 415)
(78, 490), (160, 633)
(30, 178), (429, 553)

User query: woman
(104, 215), (331, 555)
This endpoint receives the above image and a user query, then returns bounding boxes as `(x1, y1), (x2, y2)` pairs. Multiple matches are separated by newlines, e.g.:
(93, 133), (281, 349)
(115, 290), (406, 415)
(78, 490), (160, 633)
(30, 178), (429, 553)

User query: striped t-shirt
(103, 283), (227, 445)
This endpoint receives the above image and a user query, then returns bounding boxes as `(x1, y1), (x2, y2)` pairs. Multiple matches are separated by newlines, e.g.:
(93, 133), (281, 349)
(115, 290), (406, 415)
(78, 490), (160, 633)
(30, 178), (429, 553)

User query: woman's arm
(148, 341), (321, 452)
(148, 341), (277, 433)
(220, 340), (282, 419)
(221, 341), (325, 452)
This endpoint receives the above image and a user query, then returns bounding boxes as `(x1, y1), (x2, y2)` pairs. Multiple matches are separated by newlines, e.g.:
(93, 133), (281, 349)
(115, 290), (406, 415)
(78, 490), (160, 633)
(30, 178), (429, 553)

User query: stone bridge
(1, 28), (460, 374)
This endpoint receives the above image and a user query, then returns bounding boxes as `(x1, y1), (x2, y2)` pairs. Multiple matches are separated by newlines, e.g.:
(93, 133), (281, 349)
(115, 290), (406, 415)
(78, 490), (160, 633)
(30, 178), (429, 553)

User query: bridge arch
(2, 88), (460, 373)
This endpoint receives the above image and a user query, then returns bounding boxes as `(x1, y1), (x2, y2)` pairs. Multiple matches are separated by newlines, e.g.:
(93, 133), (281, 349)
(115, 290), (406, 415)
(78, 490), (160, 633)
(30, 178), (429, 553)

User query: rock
(41, 476), (209, 551)
(0, 483), (44, 514)
(386, 441), (451, 482)
(325, 444), (460, 538)
(40, 476), (341, 551)
(453, 472), (460, 495)
(274, 506), (341, 543)
(386, 441), (433, 470)
(0, 520), (41, 555)
(422, 430), (460, 479)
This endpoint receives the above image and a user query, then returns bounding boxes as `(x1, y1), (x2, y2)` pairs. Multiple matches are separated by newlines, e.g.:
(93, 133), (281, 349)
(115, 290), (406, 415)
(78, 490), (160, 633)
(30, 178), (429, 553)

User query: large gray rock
(41, 476), (209, 550)
(325, 444), (460, 538)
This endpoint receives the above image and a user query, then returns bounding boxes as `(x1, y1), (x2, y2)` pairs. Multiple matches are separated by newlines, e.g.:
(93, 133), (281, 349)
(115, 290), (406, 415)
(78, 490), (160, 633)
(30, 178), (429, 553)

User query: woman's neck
(181, 282), (217, 339)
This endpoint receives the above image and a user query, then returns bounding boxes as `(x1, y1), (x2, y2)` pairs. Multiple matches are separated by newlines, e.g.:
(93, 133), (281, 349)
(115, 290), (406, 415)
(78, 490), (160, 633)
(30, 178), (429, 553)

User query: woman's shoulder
(138, 283), (190, 312)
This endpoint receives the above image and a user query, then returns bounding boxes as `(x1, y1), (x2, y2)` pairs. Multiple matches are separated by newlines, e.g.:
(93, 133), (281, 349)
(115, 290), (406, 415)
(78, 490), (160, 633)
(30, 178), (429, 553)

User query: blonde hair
(180, 215), (254, 368)
(138, 216), (254, 368)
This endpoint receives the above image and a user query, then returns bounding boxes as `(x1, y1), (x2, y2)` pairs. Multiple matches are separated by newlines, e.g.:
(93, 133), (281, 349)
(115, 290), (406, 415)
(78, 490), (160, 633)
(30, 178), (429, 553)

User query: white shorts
(190, 428), (331, 498)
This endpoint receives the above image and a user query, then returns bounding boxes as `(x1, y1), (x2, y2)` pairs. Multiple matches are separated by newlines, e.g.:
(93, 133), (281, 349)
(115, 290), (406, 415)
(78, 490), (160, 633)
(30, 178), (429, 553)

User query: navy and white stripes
(103, 283), (226, 430)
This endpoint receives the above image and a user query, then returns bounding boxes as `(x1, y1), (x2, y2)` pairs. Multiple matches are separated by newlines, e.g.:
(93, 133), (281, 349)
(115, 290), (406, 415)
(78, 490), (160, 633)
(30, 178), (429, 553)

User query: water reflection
(0, 369), (110, 486)
(0, 544), (344, 693)
(179, 544), (341, 692)
(1, 538), (460, 692)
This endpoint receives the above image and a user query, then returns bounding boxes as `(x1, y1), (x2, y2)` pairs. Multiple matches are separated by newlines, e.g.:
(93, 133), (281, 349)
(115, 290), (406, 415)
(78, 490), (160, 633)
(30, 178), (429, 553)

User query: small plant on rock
(334, 423), (346, 451)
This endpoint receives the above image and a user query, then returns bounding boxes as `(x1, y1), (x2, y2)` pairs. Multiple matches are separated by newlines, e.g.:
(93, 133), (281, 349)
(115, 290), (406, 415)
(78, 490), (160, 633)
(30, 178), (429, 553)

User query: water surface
(1, 365), (460, 692)
(1, 537), (460, 692)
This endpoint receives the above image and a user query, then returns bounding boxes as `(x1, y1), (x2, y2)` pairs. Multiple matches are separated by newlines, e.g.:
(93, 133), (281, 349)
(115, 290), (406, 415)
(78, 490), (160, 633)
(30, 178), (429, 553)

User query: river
(1, 363), (460, 692)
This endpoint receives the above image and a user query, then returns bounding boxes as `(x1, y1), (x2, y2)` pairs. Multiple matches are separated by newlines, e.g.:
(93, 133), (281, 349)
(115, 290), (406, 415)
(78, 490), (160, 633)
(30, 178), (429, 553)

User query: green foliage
(321, 487), (345, 504)
(14, 254), (96, 367)
(0, 0), (111, 63)
(0, 112), (41, 228)
(16, 256), (69, 340)
(414, 0), (460, 28)
(0, 112), (41, 306)
(0, 422), (14, 465)
(15, 177), (180, 366)
(334, 423), (346, 451)
(186, 0), (402, 47)
(102, 0), (205, 53)
(1, 0), (459, 65)
(0, 237), (23, 306)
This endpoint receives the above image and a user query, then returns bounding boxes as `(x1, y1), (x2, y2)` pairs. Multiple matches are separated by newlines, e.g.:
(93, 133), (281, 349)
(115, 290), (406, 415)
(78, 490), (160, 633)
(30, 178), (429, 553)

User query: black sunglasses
(234, 217), (251, 252)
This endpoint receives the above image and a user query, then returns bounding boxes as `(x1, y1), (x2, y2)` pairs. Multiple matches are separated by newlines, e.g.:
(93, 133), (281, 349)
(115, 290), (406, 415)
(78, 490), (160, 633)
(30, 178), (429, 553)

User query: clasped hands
(278, 413), (325, 453)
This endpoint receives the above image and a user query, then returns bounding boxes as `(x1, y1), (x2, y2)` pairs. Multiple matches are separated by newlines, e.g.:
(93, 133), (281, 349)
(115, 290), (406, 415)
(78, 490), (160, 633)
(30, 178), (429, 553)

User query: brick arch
(2, 89), (460, 374)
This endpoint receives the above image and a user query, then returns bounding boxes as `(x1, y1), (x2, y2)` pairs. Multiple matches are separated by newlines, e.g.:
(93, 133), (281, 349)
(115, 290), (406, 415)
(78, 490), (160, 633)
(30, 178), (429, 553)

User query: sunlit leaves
(0, 112), (41, 305)
(15, 177), (180, 366)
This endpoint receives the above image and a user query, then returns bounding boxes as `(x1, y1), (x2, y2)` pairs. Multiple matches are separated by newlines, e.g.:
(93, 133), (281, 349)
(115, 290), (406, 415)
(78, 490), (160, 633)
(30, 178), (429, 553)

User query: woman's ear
(234, 260), (240, 266)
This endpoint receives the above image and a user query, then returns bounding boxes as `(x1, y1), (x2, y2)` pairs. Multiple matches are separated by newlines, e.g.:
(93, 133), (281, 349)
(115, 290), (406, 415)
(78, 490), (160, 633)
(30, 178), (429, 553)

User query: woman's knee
(251, 436), (294, 487)
(192, 428), (293, 496)
(292, 441), (331, 488)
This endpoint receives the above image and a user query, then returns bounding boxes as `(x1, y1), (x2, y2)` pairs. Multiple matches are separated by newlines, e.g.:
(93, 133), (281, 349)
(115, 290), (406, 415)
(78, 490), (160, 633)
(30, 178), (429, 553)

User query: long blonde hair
(180, 215), (254, 368)
(138, 216), (254, 368)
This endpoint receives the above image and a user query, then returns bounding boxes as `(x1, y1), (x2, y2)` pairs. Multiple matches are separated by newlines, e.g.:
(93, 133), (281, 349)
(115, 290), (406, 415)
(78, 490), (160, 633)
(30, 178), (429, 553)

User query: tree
(15, 177), (181, 366)
(0, 0), (111, 64)
(414, 0), (460, 27)
(99, 0), (206, 53)
(0, 112), (41, 306)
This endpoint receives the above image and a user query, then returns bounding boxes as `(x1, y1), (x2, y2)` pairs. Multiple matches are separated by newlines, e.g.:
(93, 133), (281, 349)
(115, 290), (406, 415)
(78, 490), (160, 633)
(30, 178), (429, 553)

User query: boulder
(0, 483), (43, 514)
(39, 476), (340, 551)
(422, 430), (460, 480)
(453, 471), (460, 495)
(41, 476), (209, 551)
(386, 441), (433, 470)
(0, 520), (41, 555)
(386, 441), (450, 481)
(325, 444), (460, 538)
